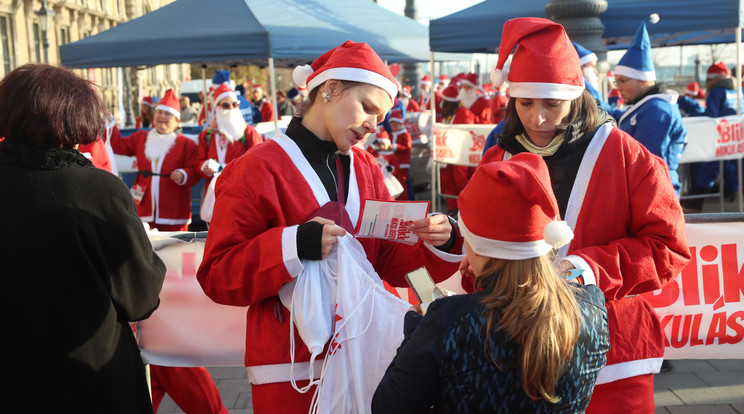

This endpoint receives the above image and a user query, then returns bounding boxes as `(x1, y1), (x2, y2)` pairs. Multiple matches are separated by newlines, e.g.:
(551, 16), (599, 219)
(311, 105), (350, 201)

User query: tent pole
(737, 27), (743, 212)
(269, 57), (280, 132)
(201, 65), (207, 124)
(429, 51), (437, 212)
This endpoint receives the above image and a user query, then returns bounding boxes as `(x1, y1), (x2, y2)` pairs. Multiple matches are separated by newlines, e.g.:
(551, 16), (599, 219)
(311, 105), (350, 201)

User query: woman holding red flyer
(196, 40), (464, 414)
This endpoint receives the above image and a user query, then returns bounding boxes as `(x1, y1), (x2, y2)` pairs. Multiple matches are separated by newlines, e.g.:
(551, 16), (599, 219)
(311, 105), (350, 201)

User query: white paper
(355, 199), (430, 245)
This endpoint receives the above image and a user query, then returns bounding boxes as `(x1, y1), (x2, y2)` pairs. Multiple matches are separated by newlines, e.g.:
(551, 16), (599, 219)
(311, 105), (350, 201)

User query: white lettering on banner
(641, 222), (744, 359)
(680, 115), (744, 163)
(403, 112), (431, 144)
(432, 123), (494, 166)
(139, 222), (742, 367)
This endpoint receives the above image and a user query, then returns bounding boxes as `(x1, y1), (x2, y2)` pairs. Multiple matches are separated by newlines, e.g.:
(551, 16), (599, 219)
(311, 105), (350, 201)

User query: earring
(321, 91), (330, 103)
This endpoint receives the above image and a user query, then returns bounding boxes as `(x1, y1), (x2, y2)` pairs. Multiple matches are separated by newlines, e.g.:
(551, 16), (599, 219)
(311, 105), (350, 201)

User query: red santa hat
(292, 40), (398, 102)
(459, 73), (480, 88)
(490, 17), (584, 100)
(441, 84), (459, 102)
(685, 81), (705, 99)
(457, 152), (573, 260)
(252, 84), (263, 91)
(438, 74), (449, 84)
(706, 62), (730, 79)
(420, 74), (432, 86)
(213, 83), (237, 105)
(155, 89), (180, 120)
(388, 108), (404, 123)
(401, 85), (412, 98)
(141, 96), (155, 108)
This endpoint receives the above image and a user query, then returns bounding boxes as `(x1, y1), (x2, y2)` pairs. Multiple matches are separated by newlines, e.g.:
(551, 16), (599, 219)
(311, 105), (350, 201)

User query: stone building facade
(0, 0), (189, 126)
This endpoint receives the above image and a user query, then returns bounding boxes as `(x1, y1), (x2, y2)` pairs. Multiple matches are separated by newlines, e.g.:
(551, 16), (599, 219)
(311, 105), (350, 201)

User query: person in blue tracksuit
(610, 14), (687, 196)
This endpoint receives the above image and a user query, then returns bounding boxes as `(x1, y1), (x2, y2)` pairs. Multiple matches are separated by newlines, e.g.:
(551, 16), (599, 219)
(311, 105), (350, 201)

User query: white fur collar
(144, 130), (177, 161)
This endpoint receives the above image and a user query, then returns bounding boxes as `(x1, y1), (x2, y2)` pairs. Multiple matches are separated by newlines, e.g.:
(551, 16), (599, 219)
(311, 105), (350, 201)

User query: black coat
(0, 140), (166, 413)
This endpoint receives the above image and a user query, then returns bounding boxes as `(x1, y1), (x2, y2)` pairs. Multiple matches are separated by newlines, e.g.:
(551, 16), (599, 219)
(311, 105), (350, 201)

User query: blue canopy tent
(60, 0), (431, 68)
(429, 0), (744, 52)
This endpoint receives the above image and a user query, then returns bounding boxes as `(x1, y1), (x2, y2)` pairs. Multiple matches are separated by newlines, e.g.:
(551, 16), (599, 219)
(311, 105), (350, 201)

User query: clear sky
(375, 0), (484, 24)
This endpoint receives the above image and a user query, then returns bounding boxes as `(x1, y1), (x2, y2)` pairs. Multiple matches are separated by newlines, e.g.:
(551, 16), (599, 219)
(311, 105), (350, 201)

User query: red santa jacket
(110, 129), (200, 225)
(390, 129), (412, 168)
(406, 98), (421, 113)
(258, 99), (275, 123)
(454, 97), (493, 125)
(196, 125), (263, 182)
(197, 133), (464, 373)
(481, 124), (690, 384)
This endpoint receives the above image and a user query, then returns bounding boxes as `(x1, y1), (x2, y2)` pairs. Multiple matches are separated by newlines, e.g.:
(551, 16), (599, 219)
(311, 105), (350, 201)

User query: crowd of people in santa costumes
(385, 108), (413, 199)
(196, 40), (465, 414)
(251, 83), (275, 122)
(136, 96), (155, 129)
(678, 60), (744, 206)
(479, 17), (689, 413)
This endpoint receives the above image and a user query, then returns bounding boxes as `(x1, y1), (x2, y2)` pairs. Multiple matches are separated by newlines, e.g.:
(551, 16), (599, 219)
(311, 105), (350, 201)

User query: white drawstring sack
(280, 234), (412, 414)
(199, 172), (219, 223)
(377, 158), (404, 198)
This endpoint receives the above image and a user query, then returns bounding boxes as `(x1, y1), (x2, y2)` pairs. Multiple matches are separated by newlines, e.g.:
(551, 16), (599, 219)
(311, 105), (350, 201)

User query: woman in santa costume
(469, 18), (690, 413)
(373, 153), (610, 413)
(197, 40), (464, 414)
(110, 89), (227, 413)
(110, 89), (200, 232)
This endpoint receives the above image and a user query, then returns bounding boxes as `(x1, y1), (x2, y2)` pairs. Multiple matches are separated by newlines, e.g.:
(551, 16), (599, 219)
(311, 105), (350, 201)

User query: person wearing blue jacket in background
(572, 41), (612, 112)
(677, 62), (742, 205)
(610, 14), (687, 196)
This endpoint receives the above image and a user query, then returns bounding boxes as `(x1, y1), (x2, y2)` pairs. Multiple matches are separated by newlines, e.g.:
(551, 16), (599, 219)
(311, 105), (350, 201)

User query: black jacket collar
(0, 140), (92, 170)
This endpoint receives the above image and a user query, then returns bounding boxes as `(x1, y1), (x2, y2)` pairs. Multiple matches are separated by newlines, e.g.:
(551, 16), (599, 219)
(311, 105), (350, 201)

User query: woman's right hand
(308, 217), (347, 258)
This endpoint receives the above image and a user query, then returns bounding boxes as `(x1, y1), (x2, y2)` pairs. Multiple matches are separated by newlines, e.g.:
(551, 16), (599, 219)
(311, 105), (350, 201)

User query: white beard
(583, 67), (600, 91)
(215, 108), (247, 142)
(399, 96), (410, 108)
(144, 129), (177, 161)
(458, 88), (477, 109)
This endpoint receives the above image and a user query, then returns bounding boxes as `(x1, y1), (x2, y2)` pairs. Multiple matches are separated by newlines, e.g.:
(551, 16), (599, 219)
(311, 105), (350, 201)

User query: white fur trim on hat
(307, 67), (398, 102)
(214, 90), (237, 105)
(614, 65), (656, 81)
(155, 103), (180, 120)
(458, 213), (554, 260)
(579, 53), (598, 66)
(508, 81), (585, 100)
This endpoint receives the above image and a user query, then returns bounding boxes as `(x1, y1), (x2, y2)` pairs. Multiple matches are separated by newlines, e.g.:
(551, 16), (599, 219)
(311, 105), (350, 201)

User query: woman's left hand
(411, 214), (452, 247)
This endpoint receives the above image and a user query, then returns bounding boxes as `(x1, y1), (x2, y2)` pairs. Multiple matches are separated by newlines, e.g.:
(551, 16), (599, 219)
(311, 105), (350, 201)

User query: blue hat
(286, 87), (300, 101)
(212, 70), (230, 87)
(571, 42), (597, 66)
(615, 14), (659, 81)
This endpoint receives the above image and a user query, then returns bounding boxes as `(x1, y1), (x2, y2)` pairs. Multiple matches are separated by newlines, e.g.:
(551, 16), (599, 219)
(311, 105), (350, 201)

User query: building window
(32, 22), (41, 62)
(0, 15), (14, 75)
(59, 27), (69, 45)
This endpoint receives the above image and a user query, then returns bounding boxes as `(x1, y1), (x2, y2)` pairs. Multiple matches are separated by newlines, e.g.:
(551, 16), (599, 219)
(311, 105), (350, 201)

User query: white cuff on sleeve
(281, 225), (304, 277)
(564, 255), (596, 285)
(175, 168), (188, 185)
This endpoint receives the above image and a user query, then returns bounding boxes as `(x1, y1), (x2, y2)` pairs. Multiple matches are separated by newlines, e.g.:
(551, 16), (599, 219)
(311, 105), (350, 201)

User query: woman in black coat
(0, 64), (166, 413)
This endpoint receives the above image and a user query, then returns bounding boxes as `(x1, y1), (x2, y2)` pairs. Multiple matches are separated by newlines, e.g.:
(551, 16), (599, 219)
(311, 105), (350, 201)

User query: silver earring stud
(321, 91), (330, 103)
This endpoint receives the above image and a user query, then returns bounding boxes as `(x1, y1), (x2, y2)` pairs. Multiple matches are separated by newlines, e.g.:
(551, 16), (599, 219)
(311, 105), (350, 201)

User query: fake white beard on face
(399, 96), (410, 107)
(144, 129), (177, 161)
(215, 108), (246, 142)
(584, 66), (600, 91)
(458, 88), (477, 109)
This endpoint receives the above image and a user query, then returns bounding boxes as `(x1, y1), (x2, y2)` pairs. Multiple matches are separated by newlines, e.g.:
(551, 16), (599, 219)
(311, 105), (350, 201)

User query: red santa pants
(586, 374), (654, 414)
(150, 365), (227, 414)
(251, 380), (316, 414)
(394, 167), (409, 200)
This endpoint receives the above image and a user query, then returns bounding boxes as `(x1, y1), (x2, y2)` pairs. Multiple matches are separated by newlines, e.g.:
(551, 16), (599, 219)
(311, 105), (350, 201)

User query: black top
(372, 284), (610, 414)
(0, 140), (166, 413)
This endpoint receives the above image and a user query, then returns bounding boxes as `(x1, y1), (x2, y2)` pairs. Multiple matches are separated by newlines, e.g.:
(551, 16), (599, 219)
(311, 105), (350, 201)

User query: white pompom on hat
(490, 17), (584, 100)
(292, 40), (398, 102)
(457, 152), (573, 260)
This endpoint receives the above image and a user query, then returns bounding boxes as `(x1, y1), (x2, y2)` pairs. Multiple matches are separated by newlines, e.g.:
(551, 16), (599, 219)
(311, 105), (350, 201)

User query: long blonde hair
(475, 253), (580, 403)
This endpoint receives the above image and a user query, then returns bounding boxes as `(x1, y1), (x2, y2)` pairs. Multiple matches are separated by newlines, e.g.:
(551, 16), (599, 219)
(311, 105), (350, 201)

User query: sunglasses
(219, 101), (241, 109)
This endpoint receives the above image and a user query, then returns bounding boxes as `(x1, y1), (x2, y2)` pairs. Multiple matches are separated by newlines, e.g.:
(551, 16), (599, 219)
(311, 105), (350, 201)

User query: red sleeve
(244, 125), (263, 149)
(195, 130), (211, 179)
(78, 137), (113, 172)
(394, 132), (412, 152)
(109, 128), (140, 157)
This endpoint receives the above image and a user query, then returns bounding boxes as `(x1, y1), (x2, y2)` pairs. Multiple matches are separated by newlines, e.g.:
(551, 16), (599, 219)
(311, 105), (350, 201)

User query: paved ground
(159, 190), (744, 413)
